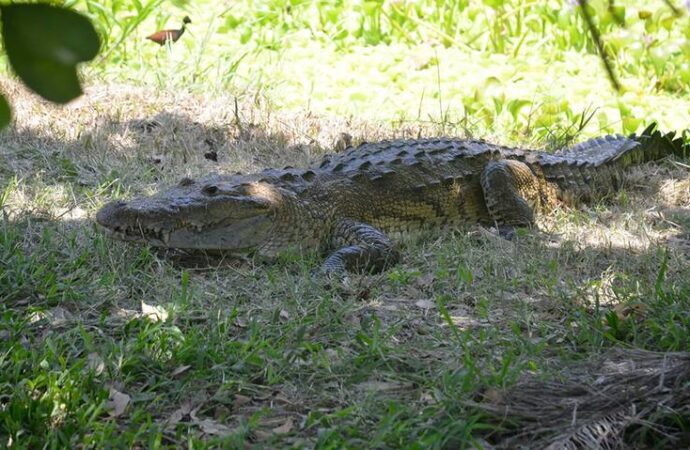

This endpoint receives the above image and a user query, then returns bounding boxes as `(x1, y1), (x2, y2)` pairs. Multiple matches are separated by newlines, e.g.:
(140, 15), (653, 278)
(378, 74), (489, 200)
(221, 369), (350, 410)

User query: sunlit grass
(55, 0), (690, 140)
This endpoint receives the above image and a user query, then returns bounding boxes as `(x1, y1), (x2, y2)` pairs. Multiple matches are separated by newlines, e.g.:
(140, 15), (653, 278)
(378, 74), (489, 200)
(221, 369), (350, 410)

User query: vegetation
(1, 0), (689, 448)
(0, 3), (99, 124)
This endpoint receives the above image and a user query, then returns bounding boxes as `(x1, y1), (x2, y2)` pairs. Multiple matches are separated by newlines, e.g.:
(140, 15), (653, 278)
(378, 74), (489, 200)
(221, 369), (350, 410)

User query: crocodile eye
(202, 185), (219, 195)
(179, 177), (194, 186)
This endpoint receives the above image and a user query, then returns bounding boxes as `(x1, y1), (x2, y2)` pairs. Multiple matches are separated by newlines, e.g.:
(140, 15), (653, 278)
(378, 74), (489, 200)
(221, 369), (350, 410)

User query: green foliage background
(4, 0), (690, 141)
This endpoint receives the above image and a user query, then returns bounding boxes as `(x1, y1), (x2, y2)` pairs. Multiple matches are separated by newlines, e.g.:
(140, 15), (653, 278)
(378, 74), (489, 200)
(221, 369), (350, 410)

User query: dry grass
(476, 347), (690, 449)
(1, 78), (689, 448)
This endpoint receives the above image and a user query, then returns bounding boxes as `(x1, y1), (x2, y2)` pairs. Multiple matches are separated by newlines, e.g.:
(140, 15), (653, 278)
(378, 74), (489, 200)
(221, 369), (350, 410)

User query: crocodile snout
(96, 201), (127, 229)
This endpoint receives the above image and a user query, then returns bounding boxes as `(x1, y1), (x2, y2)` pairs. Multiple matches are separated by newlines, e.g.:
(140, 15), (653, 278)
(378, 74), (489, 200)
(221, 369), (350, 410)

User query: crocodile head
(96, 175), (291, 254)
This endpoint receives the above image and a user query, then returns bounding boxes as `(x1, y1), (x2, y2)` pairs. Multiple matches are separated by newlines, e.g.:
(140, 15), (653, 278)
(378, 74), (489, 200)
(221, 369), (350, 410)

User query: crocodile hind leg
(321, 219), (399, 274)
(480, 159), (542, 229)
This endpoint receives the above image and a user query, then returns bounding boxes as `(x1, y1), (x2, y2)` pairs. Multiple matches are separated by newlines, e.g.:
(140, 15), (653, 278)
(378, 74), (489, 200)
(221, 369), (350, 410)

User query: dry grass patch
(477, 348), (690, 449)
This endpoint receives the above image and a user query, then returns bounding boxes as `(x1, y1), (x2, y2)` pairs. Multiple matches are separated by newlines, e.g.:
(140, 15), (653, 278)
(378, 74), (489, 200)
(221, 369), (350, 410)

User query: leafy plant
(0, 3), (100, 126)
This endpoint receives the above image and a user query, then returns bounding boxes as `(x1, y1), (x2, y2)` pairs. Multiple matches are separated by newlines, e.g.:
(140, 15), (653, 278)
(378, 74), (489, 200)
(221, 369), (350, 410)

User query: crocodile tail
(557, 123), (686, 167)
(625, 122), (687, 166)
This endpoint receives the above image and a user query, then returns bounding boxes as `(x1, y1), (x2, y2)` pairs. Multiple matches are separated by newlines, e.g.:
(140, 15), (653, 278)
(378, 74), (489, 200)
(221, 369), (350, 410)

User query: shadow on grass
(0, 108), (327, 195)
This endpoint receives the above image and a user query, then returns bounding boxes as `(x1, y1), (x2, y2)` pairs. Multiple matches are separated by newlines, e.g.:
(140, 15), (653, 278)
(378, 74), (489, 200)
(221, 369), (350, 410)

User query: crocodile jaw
(96, 200), (274, 252)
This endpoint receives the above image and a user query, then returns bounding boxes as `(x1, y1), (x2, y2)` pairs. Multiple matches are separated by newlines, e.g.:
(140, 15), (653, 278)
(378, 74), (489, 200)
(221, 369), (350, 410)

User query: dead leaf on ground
(402, 285), (424, 299)
(166, 400), (194, 427)
(415, 272), (436, 288)
(141, 301), (168, 322)
(469, 438), (496, 450)
(194, 417), (234, 436)
(107, 388), (130, 417)
(233, 394), (252, 409)
(272, 417), (294, 434)
(482, 388), (502, 403)
(190, 405), (234, 436)
(28, 311), (46, 323)
(172, 365), (191, 377)
(414, 299), (435, 310)
(47, 306), (73, 325)
(613, 302), (648, 321)
(279, 309), (290, 321)
(253, 429), (273, 441)
(111, 307), (140, 320)
(355, 380), (410, 392)
(87, 352), (105, 376)
(165, 392), (209, 428)
(420, 391), (437, 404)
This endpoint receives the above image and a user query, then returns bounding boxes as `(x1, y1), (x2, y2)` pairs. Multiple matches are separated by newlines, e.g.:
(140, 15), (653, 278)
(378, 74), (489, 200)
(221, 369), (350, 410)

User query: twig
(662, 0), (682, 17)
(577, 0), (621, 92)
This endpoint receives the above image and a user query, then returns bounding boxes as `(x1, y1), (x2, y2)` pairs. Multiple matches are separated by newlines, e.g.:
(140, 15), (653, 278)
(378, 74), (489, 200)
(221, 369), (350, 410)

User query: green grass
(63, 0), (690, 139)
(1, 0), (690, 448)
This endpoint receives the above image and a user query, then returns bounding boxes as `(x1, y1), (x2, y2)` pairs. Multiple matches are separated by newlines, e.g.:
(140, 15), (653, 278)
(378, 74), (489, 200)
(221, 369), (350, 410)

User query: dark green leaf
(0, 4), (100, 103)
(0, 94), (10, 128)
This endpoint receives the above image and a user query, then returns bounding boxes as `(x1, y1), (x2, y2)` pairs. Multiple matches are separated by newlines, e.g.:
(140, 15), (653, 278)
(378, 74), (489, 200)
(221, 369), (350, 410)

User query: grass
(1, 0), (690, 448)
(55, 0), (690, 138)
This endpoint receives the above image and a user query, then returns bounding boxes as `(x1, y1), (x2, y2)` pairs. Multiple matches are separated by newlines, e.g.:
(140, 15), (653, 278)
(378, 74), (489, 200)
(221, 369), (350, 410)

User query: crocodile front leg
(321, 219), (399, 274)
(480, 159), (542, 227)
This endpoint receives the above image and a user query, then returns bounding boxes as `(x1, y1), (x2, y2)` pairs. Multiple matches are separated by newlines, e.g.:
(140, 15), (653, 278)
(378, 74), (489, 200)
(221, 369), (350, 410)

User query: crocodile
(96, 125), (684, 273)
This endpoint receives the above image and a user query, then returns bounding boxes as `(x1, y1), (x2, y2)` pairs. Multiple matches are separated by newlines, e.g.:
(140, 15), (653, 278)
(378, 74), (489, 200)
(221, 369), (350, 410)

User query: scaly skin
(96, 125), (684, 273)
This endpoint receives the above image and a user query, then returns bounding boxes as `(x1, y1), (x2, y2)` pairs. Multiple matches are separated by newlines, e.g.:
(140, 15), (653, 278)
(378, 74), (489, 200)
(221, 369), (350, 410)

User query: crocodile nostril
(96, 201), (129, 227)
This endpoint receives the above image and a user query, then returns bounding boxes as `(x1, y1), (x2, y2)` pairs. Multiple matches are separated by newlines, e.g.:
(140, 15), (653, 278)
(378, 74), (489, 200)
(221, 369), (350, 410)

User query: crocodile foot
(321, 219), (399, 274)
